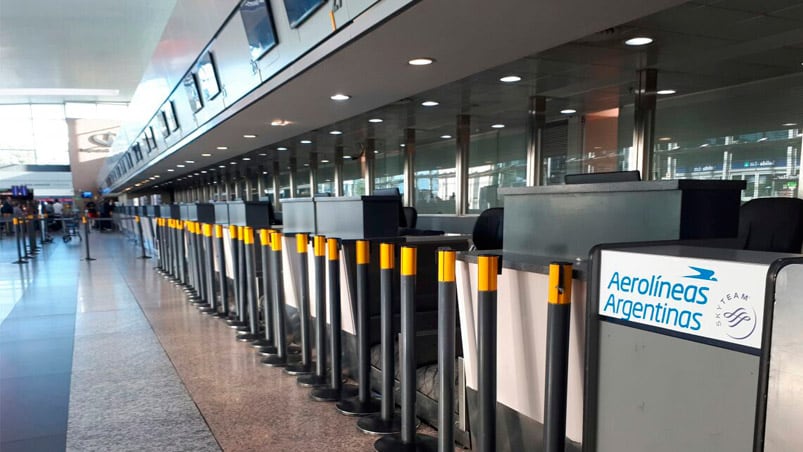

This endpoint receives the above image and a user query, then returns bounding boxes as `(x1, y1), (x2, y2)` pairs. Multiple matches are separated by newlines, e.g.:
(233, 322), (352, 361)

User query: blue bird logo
(685, 266), (718, 281)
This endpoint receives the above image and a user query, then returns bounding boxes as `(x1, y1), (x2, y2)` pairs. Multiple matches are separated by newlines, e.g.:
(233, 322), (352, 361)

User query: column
(455, 115), (470, 215)
(632, 69), (658, 180)
(526, 96), (547, 186)
(403, 128), (415, 207)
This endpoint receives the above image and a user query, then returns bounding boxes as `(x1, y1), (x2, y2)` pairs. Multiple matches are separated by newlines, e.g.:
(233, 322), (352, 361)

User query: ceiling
(0, 0), (177, 104)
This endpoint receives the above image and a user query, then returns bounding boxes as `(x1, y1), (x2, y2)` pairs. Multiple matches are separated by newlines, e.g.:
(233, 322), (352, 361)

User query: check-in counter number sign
(598, 250), (768, 350)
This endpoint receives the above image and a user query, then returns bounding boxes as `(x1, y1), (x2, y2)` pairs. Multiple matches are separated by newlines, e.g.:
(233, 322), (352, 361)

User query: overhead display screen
(240, 0), (278, 60)
(196, 52), (221, 103)
(283, 0), (325, 28)
(183, 73), (203, 113)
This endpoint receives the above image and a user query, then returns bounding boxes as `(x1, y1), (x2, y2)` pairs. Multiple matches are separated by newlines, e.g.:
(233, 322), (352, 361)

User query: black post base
(297, 373), (329, 388)
(283, 361), (313, 376)
(227, 320), (247, 328)
(374, 434), (437, 452)
(250, 338), (272, 348)
(138, 255), (152, 259)
(83, 257), (96, 261)
(197, 306), (216, 314)
(336, 396), (381, 416)
(12, 260), (28, 264)
(357, 414), (402, 435)
(256, 345), (278, 356)
(261, 354), (289, 367)
(310, 384), (358, 402)
(236, 332), (259, 342)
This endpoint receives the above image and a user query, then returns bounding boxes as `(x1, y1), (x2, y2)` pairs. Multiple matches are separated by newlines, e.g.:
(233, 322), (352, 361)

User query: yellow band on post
(228, 225), (237, 239)
(203, 224), (212, 237)
(401, 246), (417, 276)
(244, 227), (255, 245)
(438, 249), (456, 282)
(313, 236), (326, 257)
(296, 233), (308, 254)
(82, 216), (87, 224)
(356, 240), (369, 265)
(380, 243), (394, 270)
(135, 216), (140, 223)
(548, 263), (573, 305)
(327, 238), (338, 261)
(215, 224), (223, 238)
(478, 255), (499, 292)
(271, 232), (282, 251)
(13, 218), (18, 225)
(259, 229), (270, 247)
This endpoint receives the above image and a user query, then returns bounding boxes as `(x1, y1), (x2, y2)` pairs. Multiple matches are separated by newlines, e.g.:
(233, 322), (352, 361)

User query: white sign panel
(599, 250), (768, 350)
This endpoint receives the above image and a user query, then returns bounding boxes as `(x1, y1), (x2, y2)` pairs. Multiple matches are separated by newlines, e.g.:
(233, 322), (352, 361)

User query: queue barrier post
(544, 262), (573, 452)
(136, 216), (152, 259)
(234, 225), (250, 332)
(285, 233), (314, 375)
(12, 218), (27, 264)
(358, 242), (402, 435)
(297, 235), (330, 387)
(477, 255), (500, 452)
(374, 246), (437, 452)
(337, 239), (381, 415)
(187, 222), (203, 300)
(437, 249), (457, 452)
(237, 227), (261, 341)
(198, 224), (217, 314)
(213, 225), (230, 318)
(253, 229), (276, 352)
(263, 231), (293, 366)
(82, 216), (95, 261)
(28, 215), (39, 255)
(226, 225), (245, 327)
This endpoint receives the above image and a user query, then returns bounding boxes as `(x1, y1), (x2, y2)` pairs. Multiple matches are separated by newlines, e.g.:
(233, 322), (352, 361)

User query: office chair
(737, 197), (803, 253)
(471, 207), (504, 250)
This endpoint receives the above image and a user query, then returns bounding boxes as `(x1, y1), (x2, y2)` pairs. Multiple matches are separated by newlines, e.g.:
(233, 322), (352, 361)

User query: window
(374, 144), (404, 195)
(467, 128), (526, 212)
(414, 139), (456, 214)
(240, 0), (278, 61)
(317, 162), (334, 194)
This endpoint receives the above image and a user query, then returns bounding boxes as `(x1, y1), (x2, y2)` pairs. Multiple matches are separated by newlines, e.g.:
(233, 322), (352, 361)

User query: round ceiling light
(625, 37), (653, 46)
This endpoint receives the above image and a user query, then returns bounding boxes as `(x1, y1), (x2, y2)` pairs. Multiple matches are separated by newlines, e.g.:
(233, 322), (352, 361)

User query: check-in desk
(585, 244), (802, 452)
(456, 180), (746, 451)
(281, 198), (317, 235)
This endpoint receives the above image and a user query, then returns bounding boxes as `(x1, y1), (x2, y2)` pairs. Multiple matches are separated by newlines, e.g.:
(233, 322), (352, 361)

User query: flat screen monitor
(197, 52), (221, 103)
(283, 0), (325, 28)
(81, 192), (93, 199)
(240, 0), (278, 61)
(564, 170), (641, 184)
(183, 73), (203, 113)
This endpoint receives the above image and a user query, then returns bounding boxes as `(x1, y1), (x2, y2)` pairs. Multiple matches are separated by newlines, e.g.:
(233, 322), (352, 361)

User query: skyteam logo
(715, 292), (757, 341)
(685, 266), (718, 282)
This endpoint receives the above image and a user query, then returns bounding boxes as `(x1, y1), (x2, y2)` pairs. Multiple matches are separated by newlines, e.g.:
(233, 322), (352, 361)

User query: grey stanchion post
(186, 223), (203, 302)
(12, 218), (27, 264)
(28, 216), (39, 255)
(285, 233), (314, 375)
(375, 246), (436, 452)
(311, 237), (349, 401)
(172, 220), (182, 281)
(238, 227), (261, 341)
(198, 224), (217, 314)
(544, 262), (573, 452)
(477, 254), (500, 452)
(178, 221), (189, 287)
(262, 231), (293, 365)
(226, 225), (245, 327)
(358, 242), (402, 434)
(297, 235), (329, 387)
(136, 216), (151, 259)
(155, 218), (164, 272)
(82, 216), (95, 261)
(213, 225), (230, 318)
(254, 229), (276, 352)
(437, 249), (457, 452)
(234, 228), (250, 332)
(337, 239), (381, 415)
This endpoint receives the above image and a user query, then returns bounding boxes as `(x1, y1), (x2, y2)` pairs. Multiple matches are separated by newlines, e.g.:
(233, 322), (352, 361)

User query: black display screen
(284, 0), (325, 28)
(197, 52), (221, 102)
(183, 73), (203, 113)
(240, 0), (278, 60)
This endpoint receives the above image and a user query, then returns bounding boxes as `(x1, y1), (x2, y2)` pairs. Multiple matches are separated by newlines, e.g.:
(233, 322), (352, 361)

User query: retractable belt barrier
(544, 262), (573, 452)
(238, 227), (261, 342)
(358, 242), (402, 435)
(213, 224), (229, 319)
(374, 246), (437, 452)
(437, 249), (457, 452)
(198, 224), (217, 315)
(226, 225), (243, 327)
(82, 216), (95, 261)
(285, 233), (314, 375)
(136, 216), (151, 259)
(263, 231), (294, 366)
(186, 222), (202, 302)
(12, 218), (27, 264)
(477, 254), (500, 452)
(254, 229), (276, 353)
(298, 235), (330, 388)
(337, 239), (381, 416)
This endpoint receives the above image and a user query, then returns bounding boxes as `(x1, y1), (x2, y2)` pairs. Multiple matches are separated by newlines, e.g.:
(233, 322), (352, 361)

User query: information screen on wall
(197, 52), (221, 102)
(183, 73), (203, 113)
(283, 0), (325, 28)
(240, 0), (278, 60)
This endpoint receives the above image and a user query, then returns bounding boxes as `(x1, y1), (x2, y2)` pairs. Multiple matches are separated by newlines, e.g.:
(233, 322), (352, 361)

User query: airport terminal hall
(3, 0), (803, 451)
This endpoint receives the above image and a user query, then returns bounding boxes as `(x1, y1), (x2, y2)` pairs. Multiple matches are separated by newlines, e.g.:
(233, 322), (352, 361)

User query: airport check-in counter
(584, 244), (803, 452)
(227, 200), (276, 295)
(455, 180), (746, 451)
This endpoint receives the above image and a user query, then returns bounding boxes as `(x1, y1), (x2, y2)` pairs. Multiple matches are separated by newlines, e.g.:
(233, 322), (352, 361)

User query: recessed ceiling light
(373, 150), (380, 154)
(400, 144), (406, 147)
(329, 130), (343, 135)
(625, 37), (653, 46)
(441, 135), (452, 139)
(277, 147), (288, 151)
(421, 100), (439, 107)
(167, 169), (175, 172)
(343, 155), (352, 159)
(216, 146), (228, 150)
(201, 153), (211, 157)
(304, 163), (310, 167)
(330, 94), (351, 101)
(243, 134), (257, 138)
(408, 57), (434, 66)
(659, 137), (672, 141)
(758, 137), (768, 142)
(185, 160), (195, 163)
(242, 157), (251, 161)
(783, 122), (798, 127)
(262, 171), (268, 174)
(656, 89), (676, 95)
(271, 119), (290, 127)
(230, 162), (237, 165)
(154, 175), (160, 178)
(219, 165), (226, 168)
(193, 172), (200, 175)
(201, 171), (207, 173)
(210, 168), (216, 171)
(300, 139), (312, 144)
(258, 153), (267, 156)
(321, 159), (330, 163)
(500, 75), (521, 83)
(560, 109), (577, 115)
(368, 118), (383, 123)
(187, 176), (193, 178)
(491, 124), (505, 129)
(177, 164), (185, 168)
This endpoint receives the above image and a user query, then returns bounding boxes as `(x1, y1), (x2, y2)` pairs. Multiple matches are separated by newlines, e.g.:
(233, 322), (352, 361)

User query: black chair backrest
(738, 197), (803, 253)
(373, 188), (408, 227)
(403, 206), (417, 229)
(473, 207), (504, 250)
(564, 170), (641, 184)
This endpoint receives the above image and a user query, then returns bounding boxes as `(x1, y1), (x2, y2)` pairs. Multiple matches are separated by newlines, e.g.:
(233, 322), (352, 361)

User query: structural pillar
(526, 96), (547, 186)
(455, 115), (470, 215)
(334, 144), (344, 197)
(363, 138), (376, 195)
(403, 129), (415, 207)
(633, 68), (658, 180)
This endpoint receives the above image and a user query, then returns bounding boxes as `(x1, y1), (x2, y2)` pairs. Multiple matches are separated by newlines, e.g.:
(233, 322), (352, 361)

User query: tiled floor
(0, 229), (417, 451)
